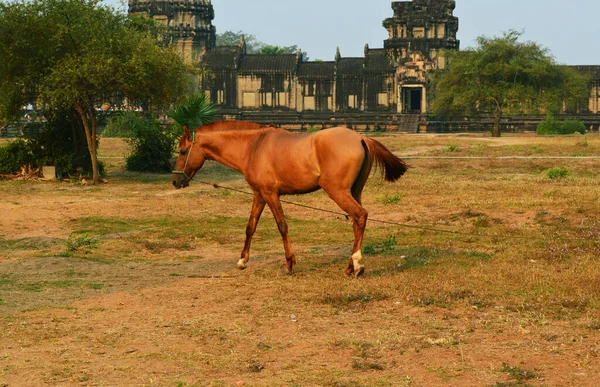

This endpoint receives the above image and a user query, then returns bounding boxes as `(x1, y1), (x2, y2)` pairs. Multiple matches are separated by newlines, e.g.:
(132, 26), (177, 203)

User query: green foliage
(537, 117), (586, 135)
(544, 167), (569, 180)
(0, 110), (102, 176)
(363, 235), (397, 255)
(380, 193), (403, 204)
(500, 363), (539, 381)
(125, 116), (177, 173)
(306, 127), (321, 133)
(63, 233), (99, 255)
(216, 30), (309, 60)
(0, 0), (191, 182)
(561, 119), (586, 135)
(102, 112), (140, 138)
(535, 116), (562, 135)
(169, 94), (219, 130)
(444, 144), (459, 153)
(430, 30), (589, 137)
(0, 139), (35, 173)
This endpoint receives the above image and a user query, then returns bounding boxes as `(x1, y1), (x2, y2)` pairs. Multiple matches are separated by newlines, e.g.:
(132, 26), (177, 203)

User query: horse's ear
(183, 125), (191, 140)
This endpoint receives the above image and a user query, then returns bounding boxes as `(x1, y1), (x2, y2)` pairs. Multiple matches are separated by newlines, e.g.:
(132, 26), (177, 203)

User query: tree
(216, 30), (309, 60)
(216, 30), (263, 52)
(430, 31), (589, 137)
(0, 0), (191, 183)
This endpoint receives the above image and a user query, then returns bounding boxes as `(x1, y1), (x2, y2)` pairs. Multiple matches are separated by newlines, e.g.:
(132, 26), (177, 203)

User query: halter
(172, 131), (204, 181)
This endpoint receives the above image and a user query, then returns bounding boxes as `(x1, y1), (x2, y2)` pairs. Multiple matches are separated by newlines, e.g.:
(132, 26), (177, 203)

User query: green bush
(544, 167), (569, 180)
(125, 116), (177, 173)
(561, 119), (586, 135)
(536, 117), (562, 135)
(0, 110), (104, 177)
(0, 139), (35, 173)
(102, 112), (140, 138)
(537, 117), (586, 135)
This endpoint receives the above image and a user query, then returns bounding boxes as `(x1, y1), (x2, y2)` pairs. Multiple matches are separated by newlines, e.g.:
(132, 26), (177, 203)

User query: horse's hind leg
(323, 187), (368, 277)
(238, 191), (266, 270)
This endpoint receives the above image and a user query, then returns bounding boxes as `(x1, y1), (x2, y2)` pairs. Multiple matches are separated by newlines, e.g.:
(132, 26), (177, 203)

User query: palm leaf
(169, 94), (219, 129)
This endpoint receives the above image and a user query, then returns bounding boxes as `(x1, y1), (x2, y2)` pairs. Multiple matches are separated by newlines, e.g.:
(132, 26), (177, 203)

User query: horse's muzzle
(172, 176), (190, 189)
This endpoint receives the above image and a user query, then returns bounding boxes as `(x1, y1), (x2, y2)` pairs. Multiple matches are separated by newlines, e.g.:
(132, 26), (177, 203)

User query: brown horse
(172, 121), (407, 277)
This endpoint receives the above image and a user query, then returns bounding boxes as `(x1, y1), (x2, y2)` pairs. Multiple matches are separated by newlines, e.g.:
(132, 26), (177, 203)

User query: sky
(114, 0), (600, 65)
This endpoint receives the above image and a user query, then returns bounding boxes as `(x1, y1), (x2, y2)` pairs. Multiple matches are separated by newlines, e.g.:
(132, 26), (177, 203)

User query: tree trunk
(492, 111), (502, 138)
(75, 105), (100, 184)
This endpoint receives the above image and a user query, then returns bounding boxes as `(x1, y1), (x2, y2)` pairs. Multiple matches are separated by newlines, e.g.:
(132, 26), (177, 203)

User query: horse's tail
(362, 137), (408, 182)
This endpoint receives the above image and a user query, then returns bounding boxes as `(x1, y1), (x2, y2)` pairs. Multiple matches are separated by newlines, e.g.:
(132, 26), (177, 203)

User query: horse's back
(312, 127), (368, 189)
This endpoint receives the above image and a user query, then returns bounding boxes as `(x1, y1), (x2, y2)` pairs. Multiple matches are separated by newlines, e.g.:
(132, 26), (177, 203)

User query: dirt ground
(1, 133), (600, 386)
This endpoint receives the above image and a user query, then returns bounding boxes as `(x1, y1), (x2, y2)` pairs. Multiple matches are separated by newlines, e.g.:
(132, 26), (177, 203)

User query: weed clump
(62, 233), (99, 256)
(544, 167), (569, 180)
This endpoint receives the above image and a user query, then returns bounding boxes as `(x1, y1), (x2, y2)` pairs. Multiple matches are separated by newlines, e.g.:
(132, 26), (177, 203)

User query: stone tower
(383, 0), (460, 113)
(128, 0), (216, 65)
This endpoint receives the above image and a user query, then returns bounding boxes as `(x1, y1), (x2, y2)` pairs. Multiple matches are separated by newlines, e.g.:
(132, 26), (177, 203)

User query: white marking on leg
(352, 250), (364, 272)
(237, 258), (248, 270)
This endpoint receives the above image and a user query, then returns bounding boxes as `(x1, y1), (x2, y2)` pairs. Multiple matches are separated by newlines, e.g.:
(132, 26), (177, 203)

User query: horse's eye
(179, 150), (187, 156)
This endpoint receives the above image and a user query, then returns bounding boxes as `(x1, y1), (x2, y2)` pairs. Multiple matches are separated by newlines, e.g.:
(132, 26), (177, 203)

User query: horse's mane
(179, 121), (273, 148)
(198, 120), (267, 132)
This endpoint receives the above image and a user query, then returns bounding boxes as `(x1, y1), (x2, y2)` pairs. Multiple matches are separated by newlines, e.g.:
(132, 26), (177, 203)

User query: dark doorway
(402, 87), (423, 113)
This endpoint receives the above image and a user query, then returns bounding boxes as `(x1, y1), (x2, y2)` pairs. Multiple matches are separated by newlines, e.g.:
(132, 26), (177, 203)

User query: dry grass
(0, 132), (600, 386)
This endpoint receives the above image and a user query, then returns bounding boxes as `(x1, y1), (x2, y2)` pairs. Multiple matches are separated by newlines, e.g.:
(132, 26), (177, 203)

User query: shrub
(102, 112), (140, 138)
(536, 116), (562, 135)
(125, 116), (177, 173)
(544, 167), (569, 180)
(0, 139), (34, 173)
(560, 119), (586, 135)
(537, 117), (586, 135)
(0, 111), (103, 177)
(444, 144), (459, 152)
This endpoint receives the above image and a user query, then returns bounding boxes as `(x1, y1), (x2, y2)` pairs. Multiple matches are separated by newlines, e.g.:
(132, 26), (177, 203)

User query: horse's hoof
(354, 266), (365, 278)
(344, 266), (354, 277)
(237, 259), (248, 270)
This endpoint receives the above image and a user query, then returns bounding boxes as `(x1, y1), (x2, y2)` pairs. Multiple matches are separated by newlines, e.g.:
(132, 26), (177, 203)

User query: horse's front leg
(263, 192), (296, 274)
(238, 191), (266, 270)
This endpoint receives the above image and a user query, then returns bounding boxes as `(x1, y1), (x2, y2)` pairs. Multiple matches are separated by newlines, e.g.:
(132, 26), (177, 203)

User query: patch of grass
(351, 358), (385, 371)
(71, 217), (134, 236)
(544, 167), (569, 180)
(363, 235), (397, 255)
(63, 233), (99, 255)
(21, 280), (79, 292)
(444, 144), (459, 152)
(379, 192), (403, 204)
(500, 363), (540, 381)
(0, 237), (61, 252)
(321, 290), (388, 309)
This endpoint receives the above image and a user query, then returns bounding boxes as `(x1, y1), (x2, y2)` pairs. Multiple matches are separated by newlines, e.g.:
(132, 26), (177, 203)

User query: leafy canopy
(430, 30), (589, 136)
(169, 94), (219, 130)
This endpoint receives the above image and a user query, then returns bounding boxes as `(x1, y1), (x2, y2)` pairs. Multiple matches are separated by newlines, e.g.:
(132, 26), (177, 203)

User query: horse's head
(172, 127), (206, 189)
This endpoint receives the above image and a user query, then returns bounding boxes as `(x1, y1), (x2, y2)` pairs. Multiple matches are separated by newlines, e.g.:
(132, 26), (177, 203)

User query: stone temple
(128, 0), (600, 132)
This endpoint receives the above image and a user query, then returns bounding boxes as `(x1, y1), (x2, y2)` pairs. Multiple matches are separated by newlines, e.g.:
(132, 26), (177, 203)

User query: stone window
(242, 92), (256, 108)
(413, 27), (425, 38)
(348, 95), (358, 109)
(261, 92), (273, 107)
(275, 92), (287, 106)
(304, 96), (316, 110)
(378, 93), (389, 107)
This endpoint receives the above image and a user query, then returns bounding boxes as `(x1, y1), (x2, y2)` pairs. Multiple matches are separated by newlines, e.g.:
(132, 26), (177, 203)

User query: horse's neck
(198, 129), (261, 173)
